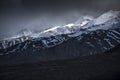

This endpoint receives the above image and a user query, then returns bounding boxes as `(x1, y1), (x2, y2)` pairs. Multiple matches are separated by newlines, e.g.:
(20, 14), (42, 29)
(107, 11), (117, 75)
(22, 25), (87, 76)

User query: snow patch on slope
(94, 10), (120, 25)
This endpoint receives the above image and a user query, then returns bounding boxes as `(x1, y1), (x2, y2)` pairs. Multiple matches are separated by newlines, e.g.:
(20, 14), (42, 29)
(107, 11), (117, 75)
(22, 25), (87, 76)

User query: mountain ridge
(0, 10), (120, 64)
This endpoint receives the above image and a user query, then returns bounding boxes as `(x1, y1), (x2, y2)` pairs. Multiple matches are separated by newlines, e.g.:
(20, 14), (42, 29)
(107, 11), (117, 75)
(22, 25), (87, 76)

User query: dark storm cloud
(0, 0), (120, 11)
(0, 0), (120, 39)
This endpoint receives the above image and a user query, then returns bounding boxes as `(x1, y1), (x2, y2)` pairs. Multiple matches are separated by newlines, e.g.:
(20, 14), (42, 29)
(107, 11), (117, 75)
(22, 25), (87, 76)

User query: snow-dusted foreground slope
(0, 10), (120, 64)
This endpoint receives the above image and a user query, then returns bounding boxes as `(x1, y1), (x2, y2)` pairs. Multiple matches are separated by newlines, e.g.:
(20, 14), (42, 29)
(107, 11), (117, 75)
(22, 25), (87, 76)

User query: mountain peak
(94, 10), (120, 25)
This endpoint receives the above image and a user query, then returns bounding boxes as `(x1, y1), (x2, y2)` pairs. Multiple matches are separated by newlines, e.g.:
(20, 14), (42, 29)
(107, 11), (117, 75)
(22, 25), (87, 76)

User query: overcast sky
(0, 0), (120, 39)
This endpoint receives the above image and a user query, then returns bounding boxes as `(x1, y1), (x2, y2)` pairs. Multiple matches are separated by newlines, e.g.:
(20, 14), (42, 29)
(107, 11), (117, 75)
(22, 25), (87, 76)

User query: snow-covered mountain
(84, 10), (120, 31)
(0, 15), (93, 53)
(0, 10), (120, 63)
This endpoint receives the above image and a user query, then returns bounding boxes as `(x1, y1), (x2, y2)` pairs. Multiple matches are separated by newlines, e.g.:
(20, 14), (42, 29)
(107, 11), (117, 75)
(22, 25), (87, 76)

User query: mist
(0, 0), (120, 39)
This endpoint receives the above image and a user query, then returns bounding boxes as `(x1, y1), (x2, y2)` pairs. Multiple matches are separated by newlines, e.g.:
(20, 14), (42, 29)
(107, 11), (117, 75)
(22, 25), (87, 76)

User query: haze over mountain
(0, 0), (120, 40)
